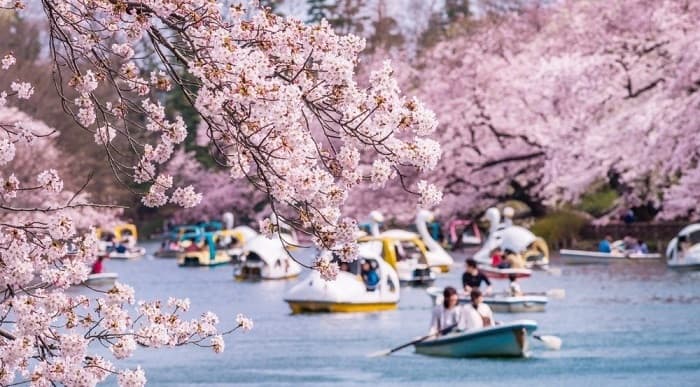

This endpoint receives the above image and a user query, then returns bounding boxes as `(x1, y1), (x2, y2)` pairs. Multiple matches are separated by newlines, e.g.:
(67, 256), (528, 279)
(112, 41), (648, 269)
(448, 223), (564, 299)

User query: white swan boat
(284, 245), (400, 313)
(414, 320), (538, 358)
(474, 207), (549, 269)
(666, 224), (700, 270)
(234, 216), (302, 280)
(380, 210), (454, 272)
(426, 287), (547, 313)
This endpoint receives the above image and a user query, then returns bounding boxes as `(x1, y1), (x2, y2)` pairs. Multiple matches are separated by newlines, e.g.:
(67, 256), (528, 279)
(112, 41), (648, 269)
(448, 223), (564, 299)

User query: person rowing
(428, 286), (464, 335)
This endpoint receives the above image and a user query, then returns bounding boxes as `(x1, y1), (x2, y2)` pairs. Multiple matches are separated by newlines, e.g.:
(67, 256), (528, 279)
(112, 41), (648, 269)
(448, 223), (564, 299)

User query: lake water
(98, 242), (700, 386)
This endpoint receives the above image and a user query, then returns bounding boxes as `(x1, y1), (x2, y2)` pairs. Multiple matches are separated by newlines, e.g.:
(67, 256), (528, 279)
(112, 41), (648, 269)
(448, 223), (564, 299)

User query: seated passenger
(462, 289), (495, 331)
(114, 243), (127, 254)
(360, 260), (380, 291)
(91, 255), (105, 274)
(508, 274), (523, 296)
(490, 248), (504, 267)
(637, 239), (649, 254)
(598, 235), (612, 253)
(429, 286), (464, 335)
(462, 258), (492, 295)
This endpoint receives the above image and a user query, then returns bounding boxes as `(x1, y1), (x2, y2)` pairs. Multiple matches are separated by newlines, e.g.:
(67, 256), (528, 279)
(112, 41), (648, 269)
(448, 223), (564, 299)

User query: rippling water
(96, 242), (700, 386)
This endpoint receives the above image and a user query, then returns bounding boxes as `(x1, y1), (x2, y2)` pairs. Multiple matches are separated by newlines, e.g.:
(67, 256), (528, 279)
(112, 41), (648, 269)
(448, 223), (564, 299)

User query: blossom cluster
(31, 1), (440, 262)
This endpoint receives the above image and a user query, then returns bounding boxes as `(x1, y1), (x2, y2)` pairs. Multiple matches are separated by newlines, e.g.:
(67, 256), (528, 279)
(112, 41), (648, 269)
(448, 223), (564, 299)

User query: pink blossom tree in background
(345, 0), (700, 223)
(164, 148), (269, 225)
(0, 1), (439, 385)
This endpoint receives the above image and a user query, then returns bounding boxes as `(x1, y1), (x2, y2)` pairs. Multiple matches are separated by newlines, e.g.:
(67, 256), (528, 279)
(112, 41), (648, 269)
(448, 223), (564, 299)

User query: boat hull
(425, 287), (547, 313)
(285, 300), (397, 314)
(479, 266), (532, 279)
(107, 247), (146, 260)
(415, 320), (537, 358)
(486, 296), (547, 313)
(560, 249), (661, 265)
(82, 273), (118, 288)
(667, 261), (700, 270)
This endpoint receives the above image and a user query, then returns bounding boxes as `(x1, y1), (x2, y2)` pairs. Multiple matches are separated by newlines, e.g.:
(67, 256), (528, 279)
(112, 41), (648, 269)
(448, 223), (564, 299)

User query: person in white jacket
(462, 289), (495, 331)
(429, 286), (465, 335)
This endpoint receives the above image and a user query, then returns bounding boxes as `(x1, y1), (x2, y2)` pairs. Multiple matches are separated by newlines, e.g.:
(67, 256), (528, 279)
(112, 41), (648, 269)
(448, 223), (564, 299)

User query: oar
(533, 334), (562, 350)
(367, 323), (458, 358)
(527, 289), (566, 299)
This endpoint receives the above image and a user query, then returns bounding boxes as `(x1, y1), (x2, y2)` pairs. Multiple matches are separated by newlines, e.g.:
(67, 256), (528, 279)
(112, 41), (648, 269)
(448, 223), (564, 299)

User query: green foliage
(577, 186), (618, 217)
(530, 210), (588, 247)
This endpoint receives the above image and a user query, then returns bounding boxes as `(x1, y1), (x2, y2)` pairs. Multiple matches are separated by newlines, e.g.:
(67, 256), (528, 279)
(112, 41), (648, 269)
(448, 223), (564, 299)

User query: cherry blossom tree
(0, 1), (439, 385)
(345, 0), (700, 222)
(164, 148), (269, 224)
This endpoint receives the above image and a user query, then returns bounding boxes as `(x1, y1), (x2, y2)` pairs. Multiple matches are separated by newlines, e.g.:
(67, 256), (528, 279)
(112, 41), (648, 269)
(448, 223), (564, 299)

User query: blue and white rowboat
(414, 320), (537, 358)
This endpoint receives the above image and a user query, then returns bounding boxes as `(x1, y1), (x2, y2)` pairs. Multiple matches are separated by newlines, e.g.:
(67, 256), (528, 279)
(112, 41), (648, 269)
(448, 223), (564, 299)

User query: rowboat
(478, 265), (532, 279)
(414, 320), (538, 358)
(559, 249), (661, 264)
(666, 224), (700, 270)
(425, 287), (548, 313)
(485, 294), (547, 313)
(82, 272), (118, 288)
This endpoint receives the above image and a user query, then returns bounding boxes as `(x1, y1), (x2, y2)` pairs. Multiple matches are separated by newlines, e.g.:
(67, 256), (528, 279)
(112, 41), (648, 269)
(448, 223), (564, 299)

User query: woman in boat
(429, 286), (464, 335)
(91, 255), (105, 274)
(490, 247), (505, 267)
(463, 289), (495, 331)
(462, 259), (492, 295)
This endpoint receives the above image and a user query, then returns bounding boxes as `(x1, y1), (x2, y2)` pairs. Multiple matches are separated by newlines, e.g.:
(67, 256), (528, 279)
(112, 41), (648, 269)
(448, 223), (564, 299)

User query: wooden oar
(367, 323), (458, 358)
(526, 289), (566, 299)
(533, 334), (562, 350)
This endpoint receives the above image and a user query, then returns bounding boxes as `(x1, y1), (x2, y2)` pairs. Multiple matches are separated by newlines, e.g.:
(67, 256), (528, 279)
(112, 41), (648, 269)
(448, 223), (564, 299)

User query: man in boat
(637, 239), (649, 254)
(598, 235), (612, 253)
(463, 289), (495, 331)
(429, 286), (464, 335)
(462, 259), (493, 295)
